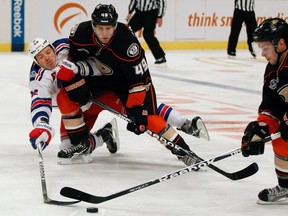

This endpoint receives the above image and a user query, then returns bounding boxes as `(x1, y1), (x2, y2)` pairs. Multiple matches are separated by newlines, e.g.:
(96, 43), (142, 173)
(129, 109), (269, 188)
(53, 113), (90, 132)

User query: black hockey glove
(126, 106), (148, 135)
(241, 121), (269, 157)
(62, 74), (91, 105)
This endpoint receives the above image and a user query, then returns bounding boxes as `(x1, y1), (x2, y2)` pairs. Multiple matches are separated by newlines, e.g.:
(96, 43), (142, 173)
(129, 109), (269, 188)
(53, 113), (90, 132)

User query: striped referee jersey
(235, 0), (255, 12)
(128, 0), (167, 17)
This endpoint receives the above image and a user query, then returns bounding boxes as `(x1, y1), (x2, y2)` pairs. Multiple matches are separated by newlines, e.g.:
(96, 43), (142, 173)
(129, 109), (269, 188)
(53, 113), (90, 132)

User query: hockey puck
(87, 207), (98, 213)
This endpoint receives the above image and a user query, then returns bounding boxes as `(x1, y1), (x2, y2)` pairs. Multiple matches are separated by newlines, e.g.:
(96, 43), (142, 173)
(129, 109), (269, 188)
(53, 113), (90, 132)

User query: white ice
(0, 50), (286, 216)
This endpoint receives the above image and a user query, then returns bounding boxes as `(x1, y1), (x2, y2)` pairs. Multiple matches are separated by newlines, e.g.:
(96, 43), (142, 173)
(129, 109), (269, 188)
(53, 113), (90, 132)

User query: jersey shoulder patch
(127, 43), (140, 58)
(29, 63), (40, 81)
(111, 23), (142, 61)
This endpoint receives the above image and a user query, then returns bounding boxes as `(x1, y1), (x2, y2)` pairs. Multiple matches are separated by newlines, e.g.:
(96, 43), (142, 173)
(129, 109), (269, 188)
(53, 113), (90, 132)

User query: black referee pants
(128, 9), (165, 60)
(227, 9), (257, 54)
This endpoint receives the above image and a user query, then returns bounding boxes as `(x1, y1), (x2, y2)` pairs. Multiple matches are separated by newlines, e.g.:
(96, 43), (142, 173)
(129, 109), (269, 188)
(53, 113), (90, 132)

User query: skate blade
(196, 119), (210, 141)
(57, 153), (93, 165)
(257, 197), (288, 205)
(110, 118), (120, 153)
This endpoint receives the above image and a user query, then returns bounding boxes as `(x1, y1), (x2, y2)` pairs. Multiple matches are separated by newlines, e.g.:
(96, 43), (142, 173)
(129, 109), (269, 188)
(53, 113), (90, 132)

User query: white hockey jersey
(29, 38), (69, 127)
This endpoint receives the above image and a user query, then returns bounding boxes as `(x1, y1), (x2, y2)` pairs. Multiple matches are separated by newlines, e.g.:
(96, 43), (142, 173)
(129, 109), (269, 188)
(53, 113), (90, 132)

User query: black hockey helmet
(91, 4), (118, 26)
(253, 18), (288, 45)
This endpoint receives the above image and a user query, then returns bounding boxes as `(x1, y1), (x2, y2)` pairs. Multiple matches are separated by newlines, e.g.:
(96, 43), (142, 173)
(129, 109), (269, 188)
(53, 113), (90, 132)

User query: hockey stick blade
(195, 153), (258, 180)
(209, 162), (258, 180)
(60, 147), (256, 204)
(43, 197), (80, 206)
(37, 144), (80, 205)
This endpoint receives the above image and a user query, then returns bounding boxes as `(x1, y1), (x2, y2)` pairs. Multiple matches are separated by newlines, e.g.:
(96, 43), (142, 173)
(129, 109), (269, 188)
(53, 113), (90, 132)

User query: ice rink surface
(0, 50), (286, 215)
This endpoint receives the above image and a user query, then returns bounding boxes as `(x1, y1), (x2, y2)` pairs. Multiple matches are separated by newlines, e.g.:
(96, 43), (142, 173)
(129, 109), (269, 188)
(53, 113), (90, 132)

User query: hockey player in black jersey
(57, 3), (209, 166)
(241, 18), (288, 204)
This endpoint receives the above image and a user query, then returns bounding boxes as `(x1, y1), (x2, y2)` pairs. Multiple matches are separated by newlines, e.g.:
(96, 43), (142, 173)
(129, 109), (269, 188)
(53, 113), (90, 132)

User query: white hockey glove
(29, 122), (55, 150)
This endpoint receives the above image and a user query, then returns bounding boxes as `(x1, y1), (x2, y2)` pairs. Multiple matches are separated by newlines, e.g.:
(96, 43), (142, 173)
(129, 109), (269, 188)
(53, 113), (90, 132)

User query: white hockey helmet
(28, 37), (52, 59)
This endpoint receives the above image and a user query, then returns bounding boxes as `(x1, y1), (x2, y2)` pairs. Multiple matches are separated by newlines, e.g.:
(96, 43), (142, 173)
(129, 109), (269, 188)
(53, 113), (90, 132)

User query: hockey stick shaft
(60, 147), (254, 204)
(89, 97), (260, 180)
(37, 144), (80, 205)
(89, 97), (281, 143)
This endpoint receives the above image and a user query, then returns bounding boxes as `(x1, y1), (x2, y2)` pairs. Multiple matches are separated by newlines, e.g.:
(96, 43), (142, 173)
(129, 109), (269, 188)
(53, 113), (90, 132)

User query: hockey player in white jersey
(28, 37), (209, 164)
(28, 38), (120, 164)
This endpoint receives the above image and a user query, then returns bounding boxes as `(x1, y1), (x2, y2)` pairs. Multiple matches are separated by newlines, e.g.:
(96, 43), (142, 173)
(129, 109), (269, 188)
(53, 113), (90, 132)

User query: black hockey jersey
(68, 21), (152, 101)
(259, 53), (288, 120)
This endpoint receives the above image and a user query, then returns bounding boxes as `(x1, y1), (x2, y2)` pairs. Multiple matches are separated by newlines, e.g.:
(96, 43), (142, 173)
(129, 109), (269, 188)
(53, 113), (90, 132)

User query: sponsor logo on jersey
(127, 43), (139, 57)
(54, 3), (87, 34)
(11, 0), (25, 51)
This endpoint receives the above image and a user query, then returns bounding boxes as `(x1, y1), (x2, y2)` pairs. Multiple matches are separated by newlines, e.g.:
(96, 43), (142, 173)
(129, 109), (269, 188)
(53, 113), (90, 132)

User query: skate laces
(61, 141), (90, 156)
(179, 155), (199, 166)
(62, 143), (85, 154)
(268, 186), (288, 199)
(178, 117), (210, 141)
(172, 148), (200, 166)
(180, 119), (199, 136)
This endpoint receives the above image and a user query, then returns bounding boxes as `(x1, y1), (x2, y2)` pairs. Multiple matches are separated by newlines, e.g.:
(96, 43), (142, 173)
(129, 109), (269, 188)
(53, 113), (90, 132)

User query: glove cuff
(127, 106), (148, 117)
(64, 78), (86, 92)
(34, 122), (55, 142)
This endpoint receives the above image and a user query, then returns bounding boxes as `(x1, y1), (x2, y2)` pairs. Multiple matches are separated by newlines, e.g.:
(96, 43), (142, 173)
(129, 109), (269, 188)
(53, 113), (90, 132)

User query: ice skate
(177, 154), (201, 167)
(178, 116), (210, 141)
(257, 185), (288, 205)
(171, 148), (201, 167)
(57, 137), (93, 165)
(96, 118), (120, 154)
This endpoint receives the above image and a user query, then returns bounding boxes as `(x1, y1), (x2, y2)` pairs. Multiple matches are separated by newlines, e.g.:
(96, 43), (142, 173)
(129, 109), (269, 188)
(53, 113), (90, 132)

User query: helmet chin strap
(277, 48), (288, 64)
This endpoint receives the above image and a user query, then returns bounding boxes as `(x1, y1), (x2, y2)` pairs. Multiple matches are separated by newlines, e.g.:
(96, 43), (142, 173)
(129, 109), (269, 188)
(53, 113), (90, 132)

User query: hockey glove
(57, 59), (79, 82)
(241, 121), (269, 157)
(29, 122), (55, 150)
(127, 106), (148, 135)
(62, 74), (91, 105)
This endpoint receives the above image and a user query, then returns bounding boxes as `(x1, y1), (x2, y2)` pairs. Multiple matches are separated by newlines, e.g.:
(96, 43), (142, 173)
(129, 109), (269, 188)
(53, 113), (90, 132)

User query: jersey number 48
(134, 58), (148, 75)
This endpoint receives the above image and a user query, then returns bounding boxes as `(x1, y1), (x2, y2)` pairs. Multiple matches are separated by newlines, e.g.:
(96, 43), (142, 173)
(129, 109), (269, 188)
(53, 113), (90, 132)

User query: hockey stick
(89, 97), (262, 180)
(37, 144), (80, 205)
(60, 144), (266, 204)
